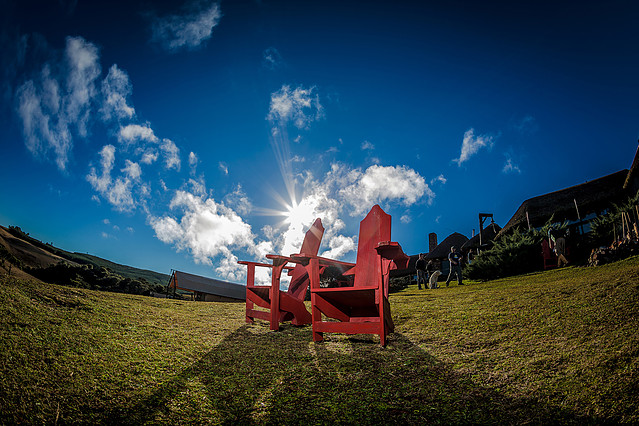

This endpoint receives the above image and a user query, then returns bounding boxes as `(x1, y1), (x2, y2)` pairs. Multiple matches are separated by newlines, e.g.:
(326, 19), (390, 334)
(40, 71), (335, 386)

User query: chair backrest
(287, 218), (324, 299)
(353, 205), (391, 287)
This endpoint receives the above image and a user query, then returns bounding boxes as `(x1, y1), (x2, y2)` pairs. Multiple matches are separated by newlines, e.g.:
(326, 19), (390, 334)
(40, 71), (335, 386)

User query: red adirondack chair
(238, 218), (324, 331)
(294, 205), (408, 346)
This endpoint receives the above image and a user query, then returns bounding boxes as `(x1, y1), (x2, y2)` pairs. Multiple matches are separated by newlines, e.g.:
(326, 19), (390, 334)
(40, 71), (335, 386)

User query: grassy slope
(1, 257), (638, 424)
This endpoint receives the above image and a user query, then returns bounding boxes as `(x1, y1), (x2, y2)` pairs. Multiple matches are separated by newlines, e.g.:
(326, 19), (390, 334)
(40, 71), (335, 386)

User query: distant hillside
(60, 252), (170, 287)
(0, 224), (170, 287)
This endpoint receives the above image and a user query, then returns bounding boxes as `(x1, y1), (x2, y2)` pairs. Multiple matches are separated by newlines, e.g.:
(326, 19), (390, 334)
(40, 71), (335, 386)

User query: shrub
(465, 220), (566, 281)
(589, 191), (639, 247)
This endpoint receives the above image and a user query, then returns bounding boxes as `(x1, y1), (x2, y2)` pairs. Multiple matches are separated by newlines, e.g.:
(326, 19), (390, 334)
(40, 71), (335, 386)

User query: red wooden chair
(238, 218), (324, 331)
(295, 205), (408, 346)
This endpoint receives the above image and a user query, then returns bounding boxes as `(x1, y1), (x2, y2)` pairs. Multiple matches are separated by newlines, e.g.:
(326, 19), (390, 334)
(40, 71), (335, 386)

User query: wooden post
(270, 262), (285, 331)
(310, 257), (323, 342)
(245, 264), (255, 324)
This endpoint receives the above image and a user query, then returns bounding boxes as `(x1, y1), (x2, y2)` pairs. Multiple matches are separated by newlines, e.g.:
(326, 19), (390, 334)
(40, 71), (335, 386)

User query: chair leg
(245, 298), (254, 324)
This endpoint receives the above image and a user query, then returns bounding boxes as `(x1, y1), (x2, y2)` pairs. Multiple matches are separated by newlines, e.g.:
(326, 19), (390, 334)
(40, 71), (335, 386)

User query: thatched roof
(497, 169), (631, 238)
(170, 270), (245, 300)
(462, 223), (501, 250)
(426, 232), (469, 259)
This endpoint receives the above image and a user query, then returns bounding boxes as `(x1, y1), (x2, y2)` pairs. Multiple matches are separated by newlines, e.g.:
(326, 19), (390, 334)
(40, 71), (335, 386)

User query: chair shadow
(108, 324), (605, 425)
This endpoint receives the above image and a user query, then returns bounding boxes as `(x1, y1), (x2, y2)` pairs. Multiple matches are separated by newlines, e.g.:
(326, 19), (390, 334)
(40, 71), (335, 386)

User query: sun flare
(284, 199), (317, 227)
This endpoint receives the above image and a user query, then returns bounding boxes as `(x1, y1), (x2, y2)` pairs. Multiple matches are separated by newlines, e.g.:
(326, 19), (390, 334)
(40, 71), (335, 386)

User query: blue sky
(1, 0), (638, 283)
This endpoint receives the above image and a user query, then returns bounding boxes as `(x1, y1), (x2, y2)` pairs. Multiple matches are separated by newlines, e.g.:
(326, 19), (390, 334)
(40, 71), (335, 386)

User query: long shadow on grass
(109, 324), (602, 425)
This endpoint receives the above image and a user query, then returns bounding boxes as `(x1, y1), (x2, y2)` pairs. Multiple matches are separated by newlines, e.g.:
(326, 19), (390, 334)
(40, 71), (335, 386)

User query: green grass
(1, 257), (638, 424)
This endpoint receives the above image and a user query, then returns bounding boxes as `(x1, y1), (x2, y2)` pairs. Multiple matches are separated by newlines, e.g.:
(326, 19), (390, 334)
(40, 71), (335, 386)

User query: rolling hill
(0, 224), (170, 287)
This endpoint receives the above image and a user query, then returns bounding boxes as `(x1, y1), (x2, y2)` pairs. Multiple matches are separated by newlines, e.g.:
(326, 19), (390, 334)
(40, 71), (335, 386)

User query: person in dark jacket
(415, 253), (427, 290)
(445, 246), (463, 286)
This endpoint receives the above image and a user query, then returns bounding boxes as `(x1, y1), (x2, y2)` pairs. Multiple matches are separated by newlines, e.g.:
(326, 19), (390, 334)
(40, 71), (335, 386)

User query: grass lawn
(1, 257), (638, 424)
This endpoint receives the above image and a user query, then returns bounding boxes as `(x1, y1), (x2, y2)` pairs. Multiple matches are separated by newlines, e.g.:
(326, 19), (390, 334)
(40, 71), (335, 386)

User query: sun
(284, 199), (317, 228)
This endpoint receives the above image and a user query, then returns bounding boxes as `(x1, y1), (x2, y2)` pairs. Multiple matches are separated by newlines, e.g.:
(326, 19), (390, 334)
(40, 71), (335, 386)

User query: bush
(26, 263), (163, 295)
(465, 221), (566, 281)
(589, 191), (639, 247)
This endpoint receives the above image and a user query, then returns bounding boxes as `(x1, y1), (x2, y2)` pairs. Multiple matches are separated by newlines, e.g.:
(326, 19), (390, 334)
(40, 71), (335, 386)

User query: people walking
(415, 253), (427, 290)
(445, 246), (463, 287)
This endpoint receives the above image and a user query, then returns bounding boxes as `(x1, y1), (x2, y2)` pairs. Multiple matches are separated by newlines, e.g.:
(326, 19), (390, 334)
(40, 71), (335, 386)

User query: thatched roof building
(426, 232), (469, 259)
(168, 270), (245, 302)
(496, 170), (633, 238)
(462, 223), (502, 251)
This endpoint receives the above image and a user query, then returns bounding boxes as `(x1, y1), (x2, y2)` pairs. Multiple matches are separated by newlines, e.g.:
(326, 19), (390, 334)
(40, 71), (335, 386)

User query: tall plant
(589, 190), (639, 247)
(465, 219), (565, 281)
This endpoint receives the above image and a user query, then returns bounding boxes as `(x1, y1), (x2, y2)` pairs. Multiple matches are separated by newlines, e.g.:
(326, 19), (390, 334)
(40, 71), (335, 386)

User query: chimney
(428, 233), (438, 253)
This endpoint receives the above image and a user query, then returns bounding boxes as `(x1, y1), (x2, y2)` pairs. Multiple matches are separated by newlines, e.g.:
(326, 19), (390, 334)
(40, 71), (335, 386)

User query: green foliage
(389, 274), (411, 293)
(589, 191), (639, 247)
(4, 224), (170, 286)
(26, 263), (164, 295)
(465, 220), (566, 281)
(63, 252), (170, 286)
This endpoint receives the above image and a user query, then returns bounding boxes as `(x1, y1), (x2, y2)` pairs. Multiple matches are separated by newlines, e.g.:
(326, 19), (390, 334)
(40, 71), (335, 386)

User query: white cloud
(218, 161), (228, 175)
(118, 123), (158, 145)
(15, 36), (101, 171)
(453, 128), (494, 166)
(87, 144), (116, 194)
(140, 149), (159, 165)
(160, 138), (181, 170)
(107, 178), (135, 211)
(149, 191), (256, 279)
(64, 36), (101, 137)
(188, 151), (199, 175)
(430, 174), (447, 185)
(121, 159), (141, 180)
(361, 140), (374, 150)
(503, 156), (521, 174)
(86, 145), (138, 212)
(337, 164), (434, 216)
(16, 79), (71, 171)
(262, 47), (282, 70)
(400, 214), (411, 224)
(187, 177), (207, 196)
(101, 64), (135, 121)
(267, 84), (324, 129)
(321, 235), (356, 259)
(224, 185), (252, 216)
(151, 1), (222, 52)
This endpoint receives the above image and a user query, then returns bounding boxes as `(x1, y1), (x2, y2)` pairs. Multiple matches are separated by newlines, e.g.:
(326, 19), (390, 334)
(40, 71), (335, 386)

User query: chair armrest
(290, 253), (355, 273)
(238, 260), (274, 269)
(376, 241), (409, 270)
